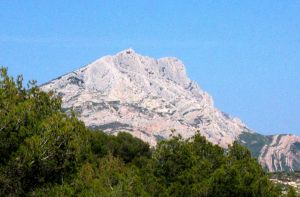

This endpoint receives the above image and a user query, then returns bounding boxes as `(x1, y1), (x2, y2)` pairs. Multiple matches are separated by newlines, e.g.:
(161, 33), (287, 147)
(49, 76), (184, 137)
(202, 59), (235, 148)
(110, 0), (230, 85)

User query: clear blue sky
(1, 1), (299, 135)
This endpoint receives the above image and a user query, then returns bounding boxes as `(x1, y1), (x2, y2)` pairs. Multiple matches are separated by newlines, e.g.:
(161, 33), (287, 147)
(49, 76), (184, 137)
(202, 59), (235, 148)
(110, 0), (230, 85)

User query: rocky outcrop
(238, 132), (300, 171)
(259, 135), (300, 172)
(41, 49), (300, 172)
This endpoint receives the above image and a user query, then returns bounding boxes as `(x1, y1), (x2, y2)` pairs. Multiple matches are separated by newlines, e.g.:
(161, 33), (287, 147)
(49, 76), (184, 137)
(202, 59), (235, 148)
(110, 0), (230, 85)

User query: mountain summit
(41, 49), (300, 172)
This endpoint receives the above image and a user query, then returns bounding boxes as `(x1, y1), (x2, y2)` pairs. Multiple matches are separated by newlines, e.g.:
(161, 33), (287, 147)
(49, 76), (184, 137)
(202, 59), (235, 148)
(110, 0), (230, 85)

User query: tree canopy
(0, 68), (295, 196)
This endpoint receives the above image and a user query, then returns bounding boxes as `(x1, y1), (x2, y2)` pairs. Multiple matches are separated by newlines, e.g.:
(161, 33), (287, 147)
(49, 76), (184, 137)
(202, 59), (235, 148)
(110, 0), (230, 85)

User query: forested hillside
(0, 67), (297, 196)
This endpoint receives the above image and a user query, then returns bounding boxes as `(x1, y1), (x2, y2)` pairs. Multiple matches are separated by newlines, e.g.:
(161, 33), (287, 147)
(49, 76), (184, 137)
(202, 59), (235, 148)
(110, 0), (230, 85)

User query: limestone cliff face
(238, 132), (300, 172)
(41, 49), (300, 172)
(258, 135), (300, 172)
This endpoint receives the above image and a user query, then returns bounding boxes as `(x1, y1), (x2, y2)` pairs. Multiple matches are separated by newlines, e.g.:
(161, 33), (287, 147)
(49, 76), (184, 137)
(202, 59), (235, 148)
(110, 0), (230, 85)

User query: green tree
(109, 132), (151, 163)
(286, 186), (298, 197)
(0, 68), (284, 196)
(0, 68), (89, 195)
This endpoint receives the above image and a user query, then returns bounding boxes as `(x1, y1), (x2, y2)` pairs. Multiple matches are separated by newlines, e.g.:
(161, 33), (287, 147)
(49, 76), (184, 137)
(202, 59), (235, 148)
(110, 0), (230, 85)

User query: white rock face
(41, 49), (300, 171)
(259, 135), (300, 172)
(41, 49), (248, 148)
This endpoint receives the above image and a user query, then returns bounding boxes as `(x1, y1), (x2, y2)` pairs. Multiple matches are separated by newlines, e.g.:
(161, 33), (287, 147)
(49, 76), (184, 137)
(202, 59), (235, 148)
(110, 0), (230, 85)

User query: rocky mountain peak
(104, 49), (189, 87)
(41, 49), (300, 172)
(41, 49), (243, 146)
(116, 48), (136, 55)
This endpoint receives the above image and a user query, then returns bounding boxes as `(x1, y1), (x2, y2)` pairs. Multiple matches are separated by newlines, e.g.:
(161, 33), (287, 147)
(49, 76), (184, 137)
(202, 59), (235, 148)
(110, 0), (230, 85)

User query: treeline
(0, 67), (297, 196)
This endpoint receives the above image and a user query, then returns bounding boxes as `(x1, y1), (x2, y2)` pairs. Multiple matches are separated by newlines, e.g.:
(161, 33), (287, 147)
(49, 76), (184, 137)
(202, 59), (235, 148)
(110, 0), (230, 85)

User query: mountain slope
(41, 49), (300, 172)
(238, 132), (300, 171)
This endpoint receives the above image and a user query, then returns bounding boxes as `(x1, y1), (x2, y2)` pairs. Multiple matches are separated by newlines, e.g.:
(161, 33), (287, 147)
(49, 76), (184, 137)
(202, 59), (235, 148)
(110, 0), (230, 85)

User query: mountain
(40, 49), (300, 172)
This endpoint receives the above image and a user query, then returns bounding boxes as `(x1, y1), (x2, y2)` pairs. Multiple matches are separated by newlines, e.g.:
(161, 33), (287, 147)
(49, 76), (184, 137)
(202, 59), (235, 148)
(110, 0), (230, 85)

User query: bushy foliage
(0, 68), (294, 196)
(0, 68), (89, 196)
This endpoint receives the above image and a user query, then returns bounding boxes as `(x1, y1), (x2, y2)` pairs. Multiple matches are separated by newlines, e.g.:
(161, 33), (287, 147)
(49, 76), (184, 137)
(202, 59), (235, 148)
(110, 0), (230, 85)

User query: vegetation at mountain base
(270, 172), (300, 195)
(0, 67), (297, 196)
